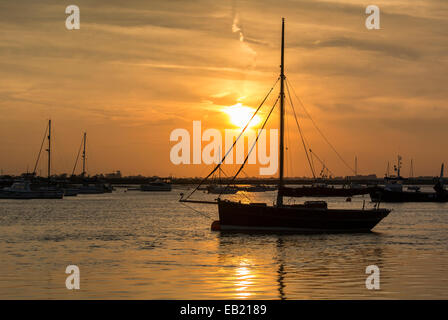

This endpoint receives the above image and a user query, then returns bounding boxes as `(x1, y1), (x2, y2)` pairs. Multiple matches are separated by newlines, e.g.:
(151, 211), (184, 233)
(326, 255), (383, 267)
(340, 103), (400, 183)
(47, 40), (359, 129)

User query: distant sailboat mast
(82, 132), (87, 177)
(47, 119), (51, 180)
(71, 132), (87, 177)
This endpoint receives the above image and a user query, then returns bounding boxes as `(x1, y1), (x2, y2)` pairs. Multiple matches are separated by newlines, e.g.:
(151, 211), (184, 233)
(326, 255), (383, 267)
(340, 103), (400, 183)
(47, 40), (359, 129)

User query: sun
(223, 103), (261, 129)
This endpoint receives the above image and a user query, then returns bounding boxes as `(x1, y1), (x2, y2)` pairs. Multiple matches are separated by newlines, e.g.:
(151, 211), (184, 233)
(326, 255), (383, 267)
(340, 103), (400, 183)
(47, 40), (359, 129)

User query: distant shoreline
(1, 175), (445, 186)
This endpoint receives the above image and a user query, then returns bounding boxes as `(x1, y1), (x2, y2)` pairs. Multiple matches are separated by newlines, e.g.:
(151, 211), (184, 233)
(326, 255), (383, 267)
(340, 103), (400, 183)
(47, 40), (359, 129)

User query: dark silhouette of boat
(0, 120), (66, 199)
(207, 185), (238, 194)
(206, 164), (238, 194)
(216, 199), (389, 233)
(67, 132), (113, 195)
(181, 19), (390, 233)
(0, 180), (63, 199)
(140, 180), (172, 192)
(76, 183), (113, 194)
(370, 164), (447, 202)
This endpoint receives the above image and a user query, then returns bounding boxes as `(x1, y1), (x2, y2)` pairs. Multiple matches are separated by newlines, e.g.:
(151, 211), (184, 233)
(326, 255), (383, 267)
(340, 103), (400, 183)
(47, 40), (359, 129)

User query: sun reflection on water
(233, 262), (255, 299)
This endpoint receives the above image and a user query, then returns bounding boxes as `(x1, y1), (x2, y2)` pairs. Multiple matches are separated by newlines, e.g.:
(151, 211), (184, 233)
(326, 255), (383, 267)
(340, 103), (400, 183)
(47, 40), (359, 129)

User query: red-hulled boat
(217, 199), (389, 233)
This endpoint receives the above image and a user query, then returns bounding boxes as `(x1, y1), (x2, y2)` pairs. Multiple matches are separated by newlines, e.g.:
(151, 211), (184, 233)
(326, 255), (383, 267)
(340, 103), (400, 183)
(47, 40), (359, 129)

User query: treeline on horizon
(0, 173), (445, 186)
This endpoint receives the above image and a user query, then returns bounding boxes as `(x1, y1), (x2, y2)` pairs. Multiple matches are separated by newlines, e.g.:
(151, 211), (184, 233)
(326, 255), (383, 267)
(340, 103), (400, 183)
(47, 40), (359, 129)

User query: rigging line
(71, 135), (84, 176)
(286, 78), (356, 175)
(219, 96), (280, 198)
(218, 166), (231, 178)
(179, 202), (215, 221)
(310, 147), (315, 174)
(216, 166), (233, 186)
(183, 77), (280, 201)
(32, 122), (49, 175)
(241, 169), (249, 178)
(240, 190), (255, 203)
(309, 148), (335, 178)
(284, 100), (292, 178)
(285, 80), (316, 179)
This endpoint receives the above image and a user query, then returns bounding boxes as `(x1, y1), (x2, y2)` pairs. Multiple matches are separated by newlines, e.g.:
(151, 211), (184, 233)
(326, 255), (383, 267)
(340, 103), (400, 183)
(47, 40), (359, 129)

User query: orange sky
(0, 0), (447, 178)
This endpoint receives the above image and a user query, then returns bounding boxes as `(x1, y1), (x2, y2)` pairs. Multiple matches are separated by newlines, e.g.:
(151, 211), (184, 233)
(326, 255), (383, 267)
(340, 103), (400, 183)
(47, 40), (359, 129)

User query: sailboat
(0, 180), (63, 199)
(205, 148), (238, 194)
(207, 167), (238, 194)
(0, 120), (64, 199)
(69, 132), (113, 194)
(180, 19), (390, 233)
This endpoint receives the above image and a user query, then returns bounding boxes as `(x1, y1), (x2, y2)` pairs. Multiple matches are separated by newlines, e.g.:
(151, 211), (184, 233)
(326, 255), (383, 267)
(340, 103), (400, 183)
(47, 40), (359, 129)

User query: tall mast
(82, 132), (86, 177)
(47, 119), (51, 180)
(277, 18), (285, 207)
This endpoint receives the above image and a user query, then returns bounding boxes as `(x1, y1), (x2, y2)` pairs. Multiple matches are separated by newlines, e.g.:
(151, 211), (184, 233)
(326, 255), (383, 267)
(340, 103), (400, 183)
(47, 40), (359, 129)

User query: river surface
(0, 186), (447, 299)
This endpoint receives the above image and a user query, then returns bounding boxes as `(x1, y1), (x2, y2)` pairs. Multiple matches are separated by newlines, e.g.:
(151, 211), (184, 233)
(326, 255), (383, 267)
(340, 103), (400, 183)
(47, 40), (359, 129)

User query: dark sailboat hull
(282, 186), (370, 198)
(370, 189), (448, 203)
(217, 200), (390, 233)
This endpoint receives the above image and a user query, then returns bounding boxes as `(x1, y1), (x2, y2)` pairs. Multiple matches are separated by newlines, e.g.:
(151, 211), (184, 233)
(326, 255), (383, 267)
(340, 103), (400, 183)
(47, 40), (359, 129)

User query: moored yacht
(0, 181), (63, 199)
(181, 19), (390, 233)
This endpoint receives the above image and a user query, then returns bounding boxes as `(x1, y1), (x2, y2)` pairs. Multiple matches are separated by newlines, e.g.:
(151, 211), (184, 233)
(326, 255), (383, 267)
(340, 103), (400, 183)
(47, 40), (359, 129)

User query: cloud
(295, 37), (420, 60)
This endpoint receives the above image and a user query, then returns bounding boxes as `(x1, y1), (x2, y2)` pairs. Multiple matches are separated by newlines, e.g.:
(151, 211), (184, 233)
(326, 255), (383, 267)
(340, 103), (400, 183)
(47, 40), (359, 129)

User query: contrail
(232, 13), (244, 42)
(232, 1), (257, 67)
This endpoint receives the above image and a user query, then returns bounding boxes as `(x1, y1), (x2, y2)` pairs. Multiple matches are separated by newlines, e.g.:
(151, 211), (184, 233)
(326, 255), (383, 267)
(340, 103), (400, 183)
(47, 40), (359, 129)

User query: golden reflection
(233, 263), (255, 299)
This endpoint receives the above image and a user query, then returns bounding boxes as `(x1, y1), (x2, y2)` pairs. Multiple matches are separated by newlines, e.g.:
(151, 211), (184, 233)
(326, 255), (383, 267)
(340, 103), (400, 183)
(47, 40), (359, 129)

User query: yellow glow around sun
(223, 103), (261, 129)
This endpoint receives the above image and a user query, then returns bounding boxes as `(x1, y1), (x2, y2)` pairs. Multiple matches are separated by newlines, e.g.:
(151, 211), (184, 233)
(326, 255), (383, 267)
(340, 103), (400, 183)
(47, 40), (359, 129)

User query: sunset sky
(0, 0), (447, 177)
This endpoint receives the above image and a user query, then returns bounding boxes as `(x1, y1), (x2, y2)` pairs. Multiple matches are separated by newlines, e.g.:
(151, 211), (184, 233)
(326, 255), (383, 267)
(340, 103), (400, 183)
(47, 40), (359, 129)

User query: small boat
(61, 187), (79, 197)
(207, 185), (238, 194)
(370, 163), (447, 203)
(140, 180), (172, 192)
(77, 183), (113, 194)
(180, 19), (390, 233)
(206, 164), (237, 194)
(0, 181), (63, 199)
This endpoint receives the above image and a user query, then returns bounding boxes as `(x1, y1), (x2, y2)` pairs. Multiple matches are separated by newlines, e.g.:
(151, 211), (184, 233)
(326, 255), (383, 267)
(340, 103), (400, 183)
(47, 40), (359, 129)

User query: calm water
(0, 186), (447, 299)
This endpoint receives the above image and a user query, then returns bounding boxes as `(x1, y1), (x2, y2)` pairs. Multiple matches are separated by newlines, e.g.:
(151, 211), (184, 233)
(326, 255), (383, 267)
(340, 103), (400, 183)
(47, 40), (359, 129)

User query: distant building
(105, 171), (122, 179)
